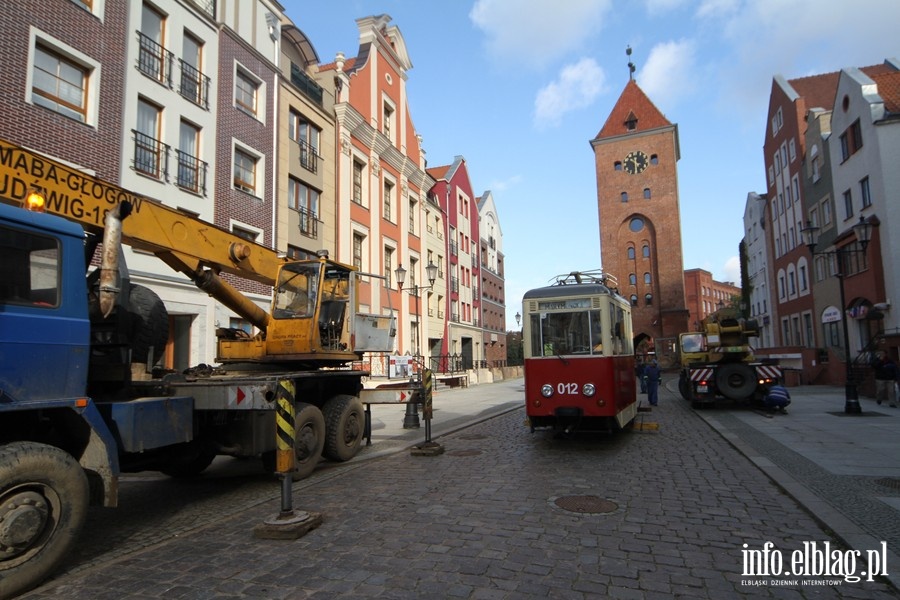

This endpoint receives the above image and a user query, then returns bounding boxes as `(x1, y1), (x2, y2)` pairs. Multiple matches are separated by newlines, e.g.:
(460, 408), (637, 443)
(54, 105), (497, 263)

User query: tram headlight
(582, 383), (596, 397)
(540, 384), (553, 397)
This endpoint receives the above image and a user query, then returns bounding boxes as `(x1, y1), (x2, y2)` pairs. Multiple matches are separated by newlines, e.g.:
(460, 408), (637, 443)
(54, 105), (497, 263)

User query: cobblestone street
(21, 379), (900, 599)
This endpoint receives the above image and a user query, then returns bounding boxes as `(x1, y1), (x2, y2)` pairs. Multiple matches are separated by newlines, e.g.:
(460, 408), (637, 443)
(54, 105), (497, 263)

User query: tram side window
(0, 226), (60, 307)
(609, 304), (632, 355)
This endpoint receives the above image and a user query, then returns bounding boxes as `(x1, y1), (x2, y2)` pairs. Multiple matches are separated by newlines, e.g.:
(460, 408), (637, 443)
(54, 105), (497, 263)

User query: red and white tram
(522, 270), (637, 433)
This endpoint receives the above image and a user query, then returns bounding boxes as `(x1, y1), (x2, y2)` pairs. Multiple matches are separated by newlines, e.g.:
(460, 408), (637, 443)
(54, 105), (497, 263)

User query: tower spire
(626, 45), (636, 81)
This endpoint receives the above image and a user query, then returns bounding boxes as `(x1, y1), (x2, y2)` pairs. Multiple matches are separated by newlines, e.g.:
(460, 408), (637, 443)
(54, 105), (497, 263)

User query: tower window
(621, 192), (628, 203)
(642, 244), (650, 258)
(614, 161), (622, 171)
(629, 217), (644, 232)
(650, 155), (658, 165)
(643, 188), (651, 199)
(627, 247), (635, 259)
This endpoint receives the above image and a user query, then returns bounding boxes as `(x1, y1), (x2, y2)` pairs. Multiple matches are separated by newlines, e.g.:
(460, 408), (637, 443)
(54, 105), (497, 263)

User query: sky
(281, 0), (900, 331)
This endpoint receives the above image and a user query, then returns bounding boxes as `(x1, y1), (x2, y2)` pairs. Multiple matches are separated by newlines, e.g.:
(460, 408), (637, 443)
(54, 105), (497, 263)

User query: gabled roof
(426, 165), (450, 181)
(872, 71), (900, 113)
(788, 64), (894, 112)
(595, 79), (671, 139)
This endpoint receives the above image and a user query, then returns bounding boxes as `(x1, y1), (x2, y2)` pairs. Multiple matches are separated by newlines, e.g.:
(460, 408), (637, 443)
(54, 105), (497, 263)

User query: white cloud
(704, 0), (900, 119)
(534, 58), (606, 128)
(489, 174), (523, 192)
(469, 0), (612, 69)
(723, 255), (741, 284)
(635, 39), (698, 112)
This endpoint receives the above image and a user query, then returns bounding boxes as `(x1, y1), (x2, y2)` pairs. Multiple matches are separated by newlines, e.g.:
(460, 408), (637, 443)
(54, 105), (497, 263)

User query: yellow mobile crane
(0, 137), (399, 597)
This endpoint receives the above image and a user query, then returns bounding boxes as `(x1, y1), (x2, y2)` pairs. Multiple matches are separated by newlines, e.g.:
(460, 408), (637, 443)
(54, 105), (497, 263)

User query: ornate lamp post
(394, 261), (438, 428)
(801, 216), (872, 414)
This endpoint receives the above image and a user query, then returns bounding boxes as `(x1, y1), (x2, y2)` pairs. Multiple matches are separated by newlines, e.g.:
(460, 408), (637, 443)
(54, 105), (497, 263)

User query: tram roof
(523, 281), (615, 299)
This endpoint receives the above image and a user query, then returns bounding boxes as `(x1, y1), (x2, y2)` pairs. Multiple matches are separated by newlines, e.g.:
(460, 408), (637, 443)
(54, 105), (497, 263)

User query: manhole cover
(874, 477), (900, 490)
(447, 449), (482, 457)
(458, 434), (487, 440)
(553, 495), (618, 514)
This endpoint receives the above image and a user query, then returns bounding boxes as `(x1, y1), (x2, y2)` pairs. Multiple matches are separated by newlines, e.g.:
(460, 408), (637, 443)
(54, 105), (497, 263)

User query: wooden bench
(436, 373), (468, 388)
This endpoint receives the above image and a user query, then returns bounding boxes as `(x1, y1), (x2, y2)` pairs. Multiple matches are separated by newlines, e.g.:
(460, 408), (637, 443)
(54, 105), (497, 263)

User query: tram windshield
(530, 310), (604, 356)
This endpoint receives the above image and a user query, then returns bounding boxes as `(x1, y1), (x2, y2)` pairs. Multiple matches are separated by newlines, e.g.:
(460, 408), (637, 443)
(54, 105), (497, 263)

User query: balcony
(186, 0), (216, 18)
(137, 32), (174, 87)
(296, 206), (318, 239)
(290, 62), (324, 106)
(175, 150), (208, 195)
(179, 60), (210, 109)
(297, 139), (318, 174)
(133, 130), (169, 180)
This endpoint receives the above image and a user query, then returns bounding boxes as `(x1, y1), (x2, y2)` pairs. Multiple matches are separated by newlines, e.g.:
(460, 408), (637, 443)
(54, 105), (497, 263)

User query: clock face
(623, 150), (649, 175)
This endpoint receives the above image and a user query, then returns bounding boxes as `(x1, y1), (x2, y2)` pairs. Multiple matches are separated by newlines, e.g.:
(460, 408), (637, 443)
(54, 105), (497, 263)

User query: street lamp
(394, 260), (438, 428)
(801, 215), (872, 414)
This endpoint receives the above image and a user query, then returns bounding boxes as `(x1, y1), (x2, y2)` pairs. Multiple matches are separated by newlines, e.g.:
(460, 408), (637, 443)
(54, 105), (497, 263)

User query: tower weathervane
(626, 45), (636, 81)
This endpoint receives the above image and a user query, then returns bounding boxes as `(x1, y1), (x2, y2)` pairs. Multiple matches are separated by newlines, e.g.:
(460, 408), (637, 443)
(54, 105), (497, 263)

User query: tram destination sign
(538, 298), (592, 310)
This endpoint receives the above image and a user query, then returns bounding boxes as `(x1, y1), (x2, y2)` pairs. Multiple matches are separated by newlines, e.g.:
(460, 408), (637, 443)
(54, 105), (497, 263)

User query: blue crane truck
(0, 139), (401, 597)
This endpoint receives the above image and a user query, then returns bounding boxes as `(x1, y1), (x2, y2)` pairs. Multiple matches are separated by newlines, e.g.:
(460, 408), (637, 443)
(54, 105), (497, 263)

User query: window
(232, 224), (259, 242)
(288, 177), (319, 237)
(235, 68), (259, 116)
(134, 98), (164, 178)
(383, 101), (394, 140)
(614, 161), (622, 171)
(71, 0), (93, 10)
(289, 110), (320, 173)
(176, 120), (205, 194)
(810, 145), (821, 182)
(644, 293), (653, 306)
(352, 233), (365, 270)
(627, 247), (635, 260)
(643, 188), (651, 199)
(629, 217), (644, 232)
(621, 192), (628, 203)
(629, 273), (636, 285)
(352, 159), (364, 205)
(630, 294), (638, 306)
(788, 138), (796, 162)
(0, 225), (60, 308)
(839, 119), (863, 161)
(644, 272), (651, 285)
(842, 189), (853, 219)
(233, 148), (257, 194)
(642, 244), (650, 258)
(409, 196), (417, 235)
(650, 155), (658, 165)
(32, 45), (88, 122)
(384, 247), (393, 288)
(860, 177), (871, 208)
(800, 264), (808, 292)
(138, 4), (169, 85)
(383, 180), (394, 221)
(180, 32), (207, 108)
(771, 107), (783, 136)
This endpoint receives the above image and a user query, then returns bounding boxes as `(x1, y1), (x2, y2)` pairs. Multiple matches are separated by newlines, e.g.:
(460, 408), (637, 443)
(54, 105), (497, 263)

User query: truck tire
(128, 284), (169, 365)
(715, 363), (757, 400)
(322, 395), (365, 462)
(293, 403), (325, 480)
(0, 442), (89, 599)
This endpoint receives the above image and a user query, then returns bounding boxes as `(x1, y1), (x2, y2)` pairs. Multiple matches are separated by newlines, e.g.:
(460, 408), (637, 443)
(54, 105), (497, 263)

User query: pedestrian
(636, 362), (647, 393)
(872, 352), (899, 407)
(644, 360), (661, 406)
(763, 383), (791, 412)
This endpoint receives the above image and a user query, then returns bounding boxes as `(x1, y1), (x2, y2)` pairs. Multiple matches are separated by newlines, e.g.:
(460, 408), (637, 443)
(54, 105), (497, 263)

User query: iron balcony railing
(297, 206), (318, 239)
(178, 60), (210, 109)
(133, 130), (169, 180)
(297, 139), (318, 174)
(137, 32), (174, 87)
(175, 149), (208, 195)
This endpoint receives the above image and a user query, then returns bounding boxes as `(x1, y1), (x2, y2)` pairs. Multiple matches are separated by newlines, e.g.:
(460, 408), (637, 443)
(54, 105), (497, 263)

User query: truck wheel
(0, 442), (89, 599)
(128, 284), (169, 365)
(715, 363), (757, 400)
(293, 403), (325, 480)
(322, 395), (364, 462)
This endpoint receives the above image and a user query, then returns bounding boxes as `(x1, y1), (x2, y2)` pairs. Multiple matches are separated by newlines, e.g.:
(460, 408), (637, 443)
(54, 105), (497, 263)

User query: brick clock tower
(590, 78), (689, 363)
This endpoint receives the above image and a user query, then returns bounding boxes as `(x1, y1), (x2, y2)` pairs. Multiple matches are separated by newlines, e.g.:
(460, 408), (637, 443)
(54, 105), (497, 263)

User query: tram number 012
(557, 382), (579, 395)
